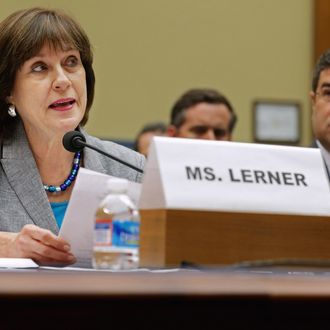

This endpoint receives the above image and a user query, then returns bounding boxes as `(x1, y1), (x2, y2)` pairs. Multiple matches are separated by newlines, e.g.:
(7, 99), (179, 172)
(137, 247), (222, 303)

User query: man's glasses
(316, 89), (330, 102)
(190, 125), (229, 139)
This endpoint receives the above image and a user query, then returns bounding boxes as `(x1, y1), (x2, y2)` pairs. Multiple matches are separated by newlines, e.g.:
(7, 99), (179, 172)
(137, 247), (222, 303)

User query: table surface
(2, 265), (330, 298)
(3, 266), (330, 330)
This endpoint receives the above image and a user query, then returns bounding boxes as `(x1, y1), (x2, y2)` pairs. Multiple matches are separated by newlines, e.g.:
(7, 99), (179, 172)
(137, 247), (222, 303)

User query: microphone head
(62, 131), (86, 152)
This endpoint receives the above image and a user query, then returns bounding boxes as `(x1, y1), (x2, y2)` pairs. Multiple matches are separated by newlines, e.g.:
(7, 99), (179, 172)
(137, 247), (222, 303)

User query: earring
(8, 104), (16, 117)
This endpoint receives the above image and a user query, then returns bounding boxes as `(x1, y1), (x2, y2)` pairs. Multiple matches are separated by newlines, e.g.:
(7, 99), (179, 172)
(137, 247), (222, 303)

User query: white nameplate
(139, 137), (330, 216)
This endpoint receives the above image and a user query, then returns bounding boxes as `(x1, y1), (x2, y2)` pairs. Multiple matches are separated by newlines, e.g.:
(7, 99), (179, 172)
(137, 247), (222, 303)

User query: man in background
(310, 49), (330, 174)
(167, 88), (237, 141)
(134, 122), (167, 157)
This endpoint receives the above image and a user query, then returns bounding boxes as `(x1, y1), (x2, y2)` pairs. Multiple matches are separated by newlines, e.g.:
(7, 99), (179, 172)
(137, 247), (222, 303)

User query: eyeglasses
(190, 125), (229, 139)
(316, 89), (330, 102)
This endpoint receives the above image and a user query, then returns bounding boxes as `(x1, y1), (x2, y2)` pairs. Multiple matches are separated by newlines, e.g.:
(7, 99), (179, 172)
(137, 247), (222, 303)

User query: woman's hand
(5, 224), (76, 266)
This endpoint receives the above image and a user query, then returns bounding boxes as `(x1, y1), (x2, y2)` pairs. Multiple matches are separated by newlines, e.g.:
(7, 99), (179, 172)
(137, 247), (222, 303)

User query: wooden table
(2, 267), (330, 329)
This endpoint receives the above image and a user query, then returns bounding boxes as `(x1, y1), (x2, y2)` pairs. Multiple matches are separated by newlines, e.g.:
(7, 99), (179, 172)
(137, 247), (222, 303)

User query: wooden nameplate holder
(139, 209), (330, 267)
(138, 137), (330, 268)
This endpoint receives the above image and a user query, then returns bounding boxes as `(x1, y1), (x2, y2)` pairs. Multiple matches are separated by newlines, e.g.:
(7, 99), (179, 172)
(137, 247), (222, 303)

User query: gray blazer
(0, 122), (145, 234)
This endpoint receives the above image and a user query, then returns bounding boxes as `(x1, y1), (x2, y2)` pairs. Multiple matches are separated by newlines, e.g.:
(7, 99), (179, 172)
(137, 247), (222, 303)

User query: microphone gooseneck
(62, 131), (144, 174)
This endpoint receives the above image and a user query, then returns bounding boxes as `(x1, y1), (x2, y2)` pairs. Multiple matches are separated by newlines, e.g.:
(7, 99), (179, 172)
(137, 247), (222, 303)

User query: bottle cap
(106, 177), (128, 193)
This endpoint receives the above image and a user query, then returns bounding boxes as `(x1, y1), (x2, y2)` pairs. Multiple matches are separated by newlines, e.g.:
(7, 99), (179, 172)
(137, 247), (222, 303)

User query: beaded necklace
(43, 151), (82, 193)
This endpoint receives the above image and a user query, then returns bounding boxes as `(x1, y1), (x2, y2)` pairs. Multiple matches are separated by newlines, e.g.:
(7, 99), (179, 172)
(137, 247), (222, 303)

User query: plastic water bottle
(92, 178), (140, 270)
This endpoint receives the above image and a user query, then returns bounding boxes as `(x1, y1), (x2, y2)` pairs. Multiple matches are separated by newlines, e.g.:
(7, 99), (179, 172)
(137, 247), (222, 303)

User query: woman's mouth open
(49, 98), (76, 111)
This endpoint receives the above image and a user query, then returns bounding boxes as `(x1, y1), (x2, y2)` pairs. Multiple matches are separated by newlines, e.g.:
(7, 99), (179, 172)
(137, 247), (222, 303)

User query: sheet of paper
(59, 168), (141, 268)
(40, 266), (182, 273)
(0, 258), (39, 268)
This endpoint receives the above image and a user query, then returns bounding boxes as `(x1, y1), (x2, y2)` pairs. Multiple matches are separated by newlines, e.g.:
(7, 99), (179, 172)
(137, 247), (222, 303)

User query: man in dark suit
(310, 49), (330, 174)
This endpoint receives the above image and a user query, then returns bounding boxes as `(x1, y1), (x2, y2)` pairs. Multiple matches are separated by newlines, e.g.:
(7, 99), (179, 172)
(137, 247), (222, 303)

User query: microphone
(62, 131), (144, 174)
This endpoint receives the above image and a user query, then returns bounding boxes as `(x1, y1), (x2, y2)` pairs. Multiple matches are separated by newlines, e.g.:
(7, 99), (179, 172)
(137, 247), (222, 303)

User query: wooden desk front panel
(1, 270), (330, 329)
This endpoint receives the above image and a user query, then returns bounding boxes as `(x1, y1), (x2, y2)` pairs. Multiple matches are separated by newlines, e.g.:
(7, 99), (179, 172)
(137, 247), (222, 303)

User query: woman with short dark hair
(0, 8), (144, 265)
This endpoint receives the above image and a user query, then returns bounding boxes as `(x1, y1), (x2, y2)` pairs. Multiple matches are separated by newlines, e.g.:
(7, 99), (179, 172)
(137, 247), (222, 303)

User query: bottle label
(94, 221), (112, 246)
(112, 220), (139, 247)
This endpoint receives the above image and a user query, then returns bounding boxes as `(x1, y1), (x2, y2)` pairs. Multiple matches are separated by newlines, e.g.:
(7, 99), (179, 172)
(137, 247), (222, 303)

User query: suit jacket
(310, 139), (330, 180)
(0, 122), (145, 234)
